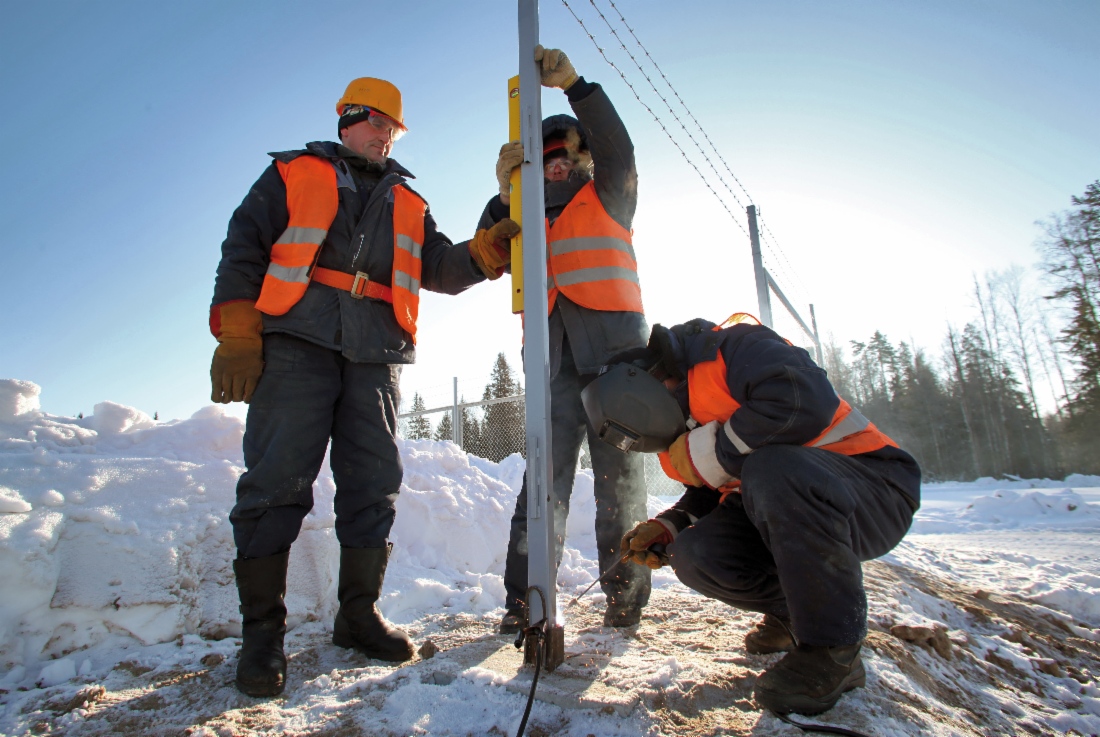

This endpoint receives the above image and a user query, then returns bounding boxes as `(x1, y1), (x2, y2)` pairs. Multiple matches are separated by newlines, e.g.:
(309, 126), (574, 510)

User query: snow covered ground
(1, 379), (1098, 736)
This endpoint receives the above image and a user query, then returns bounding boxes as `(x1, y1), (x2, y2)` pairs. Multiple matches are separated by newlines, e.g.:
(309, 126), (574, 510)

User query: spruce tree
(460, 397), (482, 456)
(479, 353), (525, 461)
(407, 393), (432, 440)
(1038, 181), (1100, 471)
(435, 411), (453, 443)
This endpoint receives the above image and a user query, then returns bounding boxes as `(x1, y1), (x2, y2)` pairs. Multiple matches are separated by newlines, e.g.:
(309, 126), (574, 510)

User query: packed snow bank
(2, 380), (1100, 737)
(912, 487), (1100, 533)
(0, 380), (613, 682)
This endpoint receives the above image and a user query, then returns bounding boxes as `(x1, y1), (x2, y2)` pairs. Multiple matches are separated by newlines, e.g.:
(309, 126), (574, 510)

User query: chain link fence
(397, 384), (684, 497)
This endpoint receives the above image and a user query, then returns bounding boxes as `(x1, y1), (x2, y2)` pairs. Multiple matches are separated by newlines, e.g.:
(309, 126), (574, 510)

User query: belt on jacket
(310, 266), (394, 303)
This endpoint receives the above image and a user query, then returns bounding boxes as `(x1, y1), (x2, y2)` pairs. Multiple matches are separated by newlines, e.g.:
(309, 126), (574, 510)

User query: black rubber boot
(234, 551), (289, 697)
(744, 614), (795, 654)
(499, 608), (526, 635)
(332, 545), (415, 662)
(753, 643), (866, 715)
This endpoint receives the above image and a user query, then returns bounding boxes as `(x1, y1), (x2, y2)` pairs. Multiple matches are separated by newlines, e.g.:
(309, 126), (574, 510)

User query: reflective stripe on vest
(657, 352), (898, 485)
(255, 157), (338, 315)
(253, 155), (427, 342)
(391, 186), (426, 341)
(545, 181), (643, 315)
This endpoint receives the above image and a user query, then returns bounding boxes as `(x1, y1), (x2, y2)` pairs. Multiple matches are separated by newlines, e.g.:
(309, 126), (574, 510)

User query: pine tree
(479, 353), (526, 461)
(407, 393), (433, 440)
(460, 397), (481, 456)
(407, 396), (431, 442)
(435, 411), (453, 443)
(1038, 181), (1100, 471)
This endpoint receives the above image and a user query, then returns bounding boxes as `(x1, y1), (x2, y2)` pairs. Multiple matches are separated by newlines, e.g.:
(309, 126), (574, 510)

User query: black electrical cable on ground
(514, 587), (549, 737)
(775, 711), (874, 736)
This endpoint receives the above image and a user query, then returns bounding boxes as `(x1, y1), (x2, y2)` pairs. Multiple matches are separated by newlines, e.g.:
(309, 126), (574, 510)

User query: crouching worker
(581, 315), (921, 715)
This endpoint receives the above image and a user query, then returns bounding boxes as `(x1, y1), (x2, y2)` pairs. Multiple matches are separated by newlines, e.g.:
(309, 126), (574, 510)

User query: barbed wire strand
(758, 210), (815, 309)
(585, 0), (749, 214)
(603, 0), (756, 209)
(560, 0), (750, 240)
(592, 0), (817, 311)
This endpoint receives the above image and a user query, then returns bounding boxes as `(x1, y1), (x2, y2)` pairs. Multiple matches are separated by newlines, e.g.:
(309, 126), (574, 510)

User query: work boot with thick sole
(332, 545), (416, 662)
(744, 614), (795, 654)
(499, 608), (526, 635)
(753, 643), (866, 715)
(234, 551), (290, 697)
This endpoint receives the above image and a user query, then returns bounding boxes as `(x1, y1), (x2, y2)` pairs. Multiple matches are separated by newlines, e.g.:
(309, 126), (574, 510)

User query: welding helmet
(581, 362), (686, 453)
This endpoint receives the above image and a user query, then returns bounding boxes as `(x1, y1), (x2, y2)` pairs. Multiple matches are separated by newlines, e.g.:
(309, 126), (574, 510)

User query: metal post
(747, 205), (773, 328)
(809, 304), (824, 366)
(452, 377), (462, 448)
(517, 0), (563, 671)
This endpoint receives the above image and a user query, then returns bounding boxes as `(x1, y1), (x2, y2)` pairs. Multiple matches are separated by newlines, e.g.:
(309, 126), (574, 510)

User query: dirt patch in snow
(3, 561), (1098, 736)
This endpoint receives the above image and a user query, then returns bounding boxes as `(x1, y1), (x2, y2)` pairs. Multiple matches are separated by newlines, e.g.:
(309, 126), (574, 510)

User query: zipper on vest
(351, 233), (366, 266)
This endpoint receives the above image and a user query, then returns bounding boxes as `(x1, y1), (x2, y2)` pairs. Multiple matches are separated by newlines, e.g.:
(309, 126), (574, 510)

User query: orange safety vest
(545, 181), (643, 315)
(253, 155), (427, 341)
(658, 351), (898, 488)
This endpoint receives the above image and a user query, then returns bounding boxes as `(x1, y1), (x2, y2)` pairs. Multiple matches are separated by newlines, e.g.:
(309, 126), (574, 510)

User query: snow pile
(0, 380), (41, 421)
(0, 380), (608, 682)
(912, 487), (1100, 533)
(2, 379), (1100, 736)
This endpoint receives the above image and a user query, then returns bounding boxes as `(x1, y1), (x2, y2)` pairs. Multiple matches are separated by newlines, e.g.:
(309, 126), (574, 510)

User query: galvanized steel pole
(517, 0), (563, 670)
(810, 304), (824, 366)
(747, 205), (773, 328)
(452, 377), (462, 448)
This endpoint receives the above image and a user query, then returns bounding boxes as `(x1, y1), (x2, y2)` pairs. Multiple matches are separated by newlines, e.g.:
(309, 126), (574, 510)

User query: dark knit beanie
(338, 105), (375, 137)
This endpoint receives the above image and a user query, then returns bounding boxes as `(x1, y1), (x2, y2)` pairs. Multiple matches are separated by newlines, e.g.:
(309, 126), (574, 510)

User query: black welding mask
(581, 363), (686, 453)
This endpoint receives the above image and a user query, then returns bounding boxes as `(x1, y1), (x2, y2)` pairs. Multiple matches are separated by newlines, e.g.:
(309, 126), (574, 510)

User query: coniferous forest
(824, 181), (1100, 480)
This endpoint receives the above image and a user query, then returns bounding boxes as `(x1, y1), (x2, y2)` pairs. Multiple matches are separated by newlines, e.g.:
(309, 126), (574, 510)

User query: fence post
(810, 303), (824, 366)
(747, 205), (773, 328)
(517, 0), (563, 671)
(452, 377), (462, 449)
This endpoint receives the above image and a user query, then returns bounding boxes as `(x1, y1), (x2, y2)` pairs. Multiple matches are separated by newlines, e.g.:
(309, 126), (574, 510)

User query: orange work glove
(668, 432), (705, 487)
(469, 218), (521, 280)
(209, 300), (264, 404)
(621, 520), (675, 569)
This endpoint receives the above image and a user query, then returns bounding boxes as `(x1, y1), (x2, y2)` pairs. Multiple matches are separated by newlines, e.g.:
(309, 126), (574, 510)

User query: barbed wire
(565, 0), (818, 316)
(758, 210), (815, 312)
(560, 0), (749, 239)
(584, 0), (748, 215)
(602, 0), (756, 210)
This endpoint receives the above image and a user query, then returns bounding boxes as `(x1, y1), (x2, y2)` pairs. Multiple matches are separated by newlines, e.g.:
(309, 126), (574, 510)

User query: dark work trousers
(230, 333), (403, 559)
(669, 445), (915, 646)
(502, 341), (652, 613)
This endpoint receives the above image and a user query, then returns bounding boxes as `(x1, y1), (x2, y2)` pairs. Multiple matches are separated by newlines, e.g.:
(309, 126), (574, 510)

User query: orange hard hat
(336, 77), (405, 129)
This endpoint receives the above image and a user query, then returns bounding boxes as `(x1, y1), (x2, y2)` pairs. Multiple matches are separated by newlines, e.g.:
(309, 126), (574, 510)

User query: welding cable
(514, 587), (548, 737)
(775, 711), (874, 736)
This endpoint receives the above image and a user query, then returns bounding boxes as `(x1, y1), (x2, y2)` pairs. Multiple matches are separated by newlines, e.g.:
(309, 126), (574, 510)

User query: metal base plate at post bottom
(523, 625), (565, 671)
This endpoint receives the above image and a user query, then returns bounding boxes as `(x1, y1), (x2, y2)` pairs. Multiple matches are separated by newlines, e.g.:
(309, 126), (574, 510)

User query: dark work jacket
(659, 321), (922, 526)
(212, 141), (485, 364)
(478, 79), (648, 378)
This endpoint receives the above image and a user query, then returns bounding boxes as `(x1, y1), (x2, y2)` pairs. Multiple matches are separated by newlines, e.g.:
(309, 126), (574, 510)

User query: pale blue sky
(2, 0), (1097, 420)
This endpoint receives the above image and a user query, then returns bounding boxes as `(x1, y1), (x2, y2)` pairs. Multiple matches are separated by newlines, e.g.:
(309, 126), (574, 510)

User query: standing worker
(210, 76), (518, 697)
(584, 316), (921, 715)
(481, 46), (651, 632)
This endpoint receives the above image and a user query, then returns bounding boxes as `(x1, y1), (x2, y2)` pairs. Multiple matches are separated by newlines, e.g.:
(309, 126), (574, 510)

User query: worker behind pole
(209, 76), (518, 698)
(481, 46), (652, 633)
(582, 316), (921, 715)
